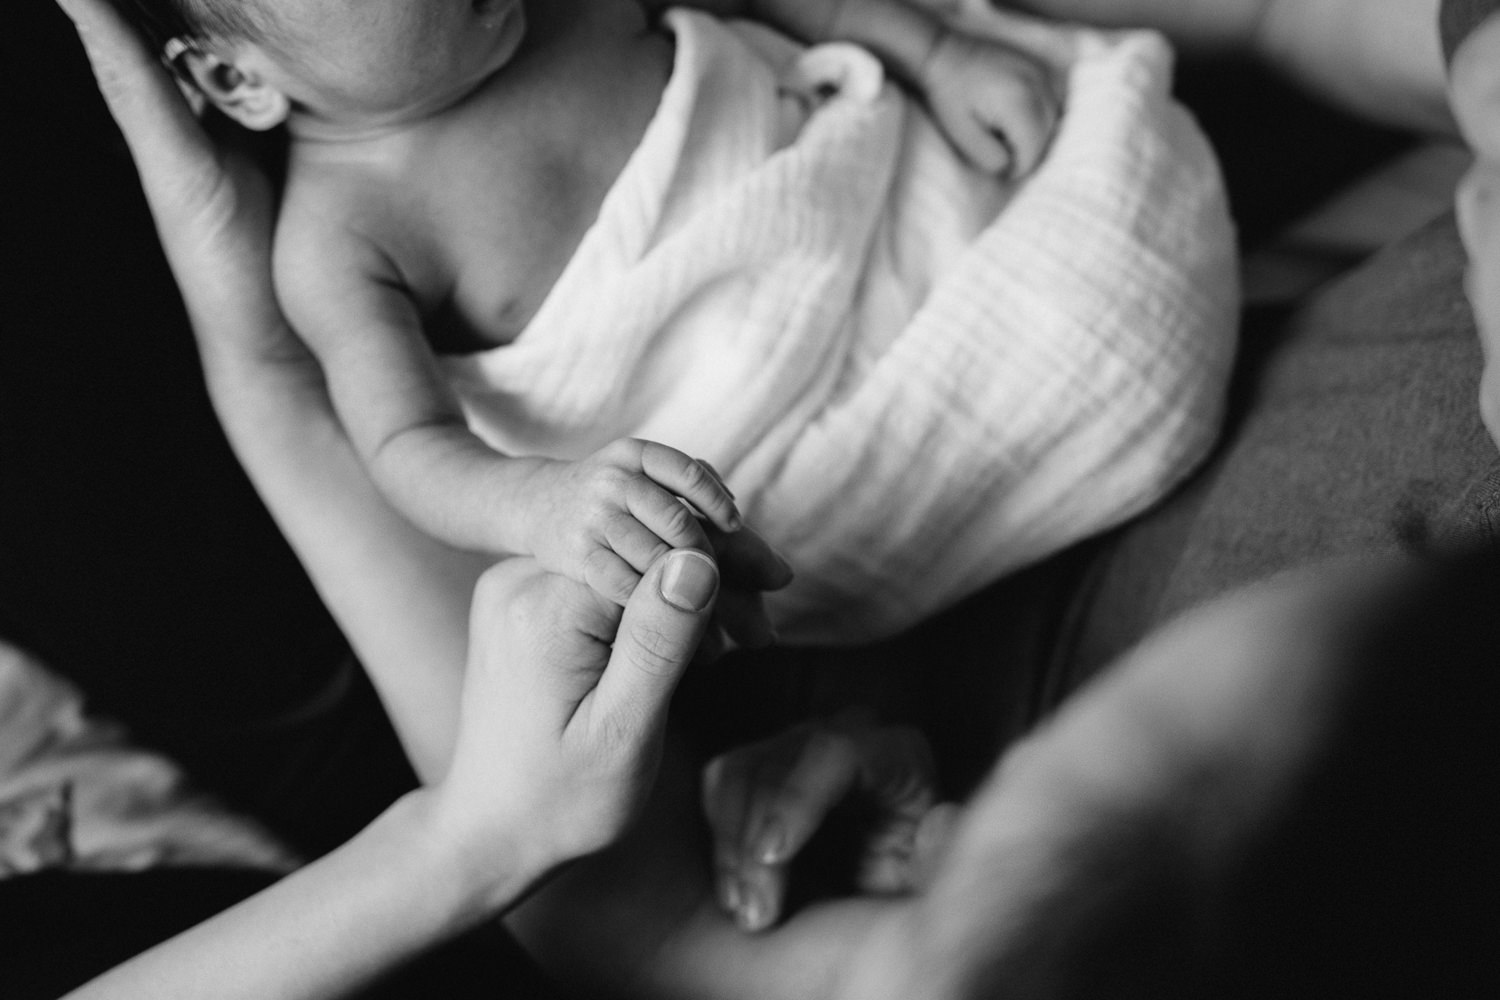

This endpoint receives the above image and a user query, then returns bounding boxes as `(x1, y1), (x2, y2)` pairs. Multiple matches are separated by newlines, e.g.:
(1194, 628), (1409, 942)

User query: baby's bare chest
(391, 23), (672, 351)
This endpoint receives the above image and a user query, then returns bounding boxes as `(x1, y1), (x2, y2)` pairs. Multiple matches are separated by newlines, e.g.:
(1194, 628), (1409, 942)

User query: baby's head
(129, 0), (527, 135)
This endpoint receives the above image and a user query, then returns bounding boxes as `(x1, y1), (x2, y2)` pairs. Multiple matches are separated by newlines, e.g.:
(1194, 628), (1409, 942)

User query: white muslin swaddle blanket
(444, 3), (1238, 644)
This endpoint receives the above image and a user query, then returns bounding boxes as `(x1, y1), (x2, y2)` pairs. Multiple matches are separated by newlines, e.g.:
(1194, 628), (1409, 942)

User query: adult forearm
(1011, 0), (1452, 133)
(743, 0), (943, 82)
(1005, 0), (1268, 48)
(64, 791), (525, 1000)
(508, 741), (894, 1000)
(199, 339), (481, 782)
(1254, 0), (1452, 135)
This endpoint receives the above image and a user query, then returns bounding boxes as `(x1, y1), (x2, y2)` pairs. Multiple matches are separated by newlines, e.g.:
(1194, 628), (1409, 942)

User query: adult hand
(701, 709), (957, 931)
(53, 0), (301, 377)
(436, 548), (721, 906)
(1451, 10), (1500, 448)
(59, 546), (721, 1000)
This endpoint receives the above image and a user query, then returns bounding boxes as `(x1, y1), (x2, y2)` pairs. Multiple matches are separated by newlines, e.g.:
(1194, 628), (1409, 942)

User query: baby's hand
(518, 438), (742, 606)
(917, 29), (1060, 178)
(694, 519), (795, 658)
(701, 709), (958, 932)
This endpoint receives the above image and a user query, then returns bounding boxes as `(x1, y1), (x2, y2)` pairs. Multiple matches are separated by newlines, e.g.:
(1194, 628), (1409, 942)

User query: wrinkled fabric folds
(445, 3), (1238, 642)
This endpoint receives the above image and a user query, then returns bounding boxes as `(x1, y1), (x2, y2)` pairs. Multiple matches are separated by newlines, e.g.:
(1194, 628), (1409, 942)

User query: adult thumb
(593, 549), (718, 737)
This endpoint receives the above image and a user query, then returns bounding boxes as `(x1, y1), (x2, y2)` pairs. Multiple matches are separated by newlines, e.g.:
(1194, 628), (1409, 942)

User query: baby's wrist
(485, 454), (560, 556)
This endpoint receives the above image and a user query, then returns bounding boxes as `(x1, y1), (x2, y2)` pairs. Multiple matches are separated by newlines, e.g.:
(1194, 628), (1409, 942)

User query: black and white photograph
(3, 0), (1499, 995)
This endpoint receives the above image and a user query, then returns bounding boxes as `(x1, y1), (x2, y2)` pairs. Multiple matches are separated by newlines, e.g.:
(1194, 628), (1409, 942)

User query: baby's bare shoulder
(272, 174), (412, 344)
(274, 169), (381, 276)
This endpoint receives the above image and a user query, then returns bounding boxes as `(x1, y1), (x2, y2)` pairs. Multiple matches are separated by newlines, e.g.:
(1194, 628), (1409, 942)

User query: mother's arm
(1011, 0), (1453, 134)
(54, 0), (483, 777)
(54, 14), (736, 998)
(54, 4), (845, 998)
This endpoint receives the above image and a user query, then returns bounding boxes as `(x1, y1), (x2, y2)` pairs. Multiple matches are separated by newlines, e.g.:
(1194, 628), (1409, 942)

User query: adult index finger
(54, 0), (218, 199)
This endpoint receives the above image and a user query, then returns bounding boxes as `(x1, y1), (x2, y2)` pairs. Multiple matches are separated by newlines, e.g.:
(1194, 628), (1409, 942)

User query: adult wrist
(404, 786), (547, 926)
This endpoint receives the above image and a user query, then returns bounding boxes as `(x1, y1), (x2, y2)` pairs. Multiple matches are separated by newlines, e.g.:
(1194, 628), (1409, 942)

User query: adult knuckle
(624, 619), (683, 678)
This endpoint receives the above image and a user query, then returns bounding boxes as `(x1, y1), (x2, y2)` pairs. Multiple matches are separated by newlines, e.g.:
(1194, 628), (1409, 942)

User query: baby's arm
(273, 220), (742, 605)
(663, 0), (1060, 175)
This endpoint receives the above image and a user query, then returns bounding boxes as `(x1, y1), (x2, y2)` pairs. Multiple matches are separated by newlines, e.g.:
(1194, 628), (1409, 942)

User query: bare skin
(173, 0), (1058, 600)
(1452, 11), (1500, 439)
(53, 0), (1498, 997)
(273, 0), (670, 351)
(1010, 0), (1452, 133)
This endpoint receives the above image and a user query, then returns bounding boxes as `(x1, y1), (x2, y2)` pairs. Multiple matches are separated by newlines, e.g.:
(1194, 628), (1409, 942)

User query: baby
(137, 0), (1057, 602)
(135, 0), (1237, 642)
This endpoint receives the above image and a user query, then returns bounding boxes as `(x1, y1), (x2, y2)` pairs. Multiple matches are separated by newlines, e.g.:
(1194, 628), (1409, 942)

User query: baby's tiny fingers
(695, 458), (736, 500)
(581, 547), (641, 607)
(711, 523), (794, 592)
(714, 588), (777, 650)
(636, 440), (742, 532)
(626, 478), (712, 553)
(602, 510), (673, 575)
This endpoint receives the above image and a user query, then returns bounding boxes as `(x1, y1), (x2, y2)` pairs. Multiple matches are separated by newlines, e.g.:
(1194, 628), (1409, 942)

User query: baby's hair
(121, 0), (274, 54)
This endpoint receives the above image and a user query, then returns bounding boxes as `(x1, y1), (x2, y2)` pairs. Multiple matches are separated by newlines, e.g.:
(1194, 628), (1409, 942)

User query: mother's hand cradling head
(54, 0), (302, 374)
(433, 548), (719, 905)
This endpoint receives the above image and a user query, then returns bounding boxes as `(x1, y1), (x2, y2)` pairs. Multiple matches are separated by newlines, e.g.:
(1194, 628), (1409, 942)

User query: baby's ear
(176, 41), (290, 131)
